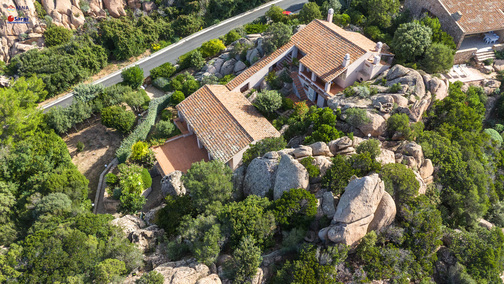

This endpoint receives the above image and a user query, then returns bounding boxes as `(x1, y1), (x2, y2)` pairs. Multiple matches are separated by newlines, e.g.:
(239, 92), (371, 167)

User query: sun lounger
(453, 65), (466, 78)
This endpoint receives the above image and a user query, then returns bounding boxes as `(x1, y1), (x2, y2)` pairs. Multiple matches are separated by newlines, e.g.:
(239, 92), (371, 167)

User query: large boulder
(419, 159), (434, 179)
(327, 95), (372, 111)
(154, 260), (211, 284)
(414, 171), (427, 195)
(367, 192), (396, 232)
(376, 149), (395, 165)
(313, 156), (332, 177)
(233, 60), (247, 74)
(386, 65), (410, 81)
(232, 165), (246, 197)
(196, 274), (222, 284)
(87, 0), (107, 19)
(129, 225), (165, 252)
(356, 112), (386, 137)
(386, 65), (425, 98)
(408, 96), (431, 122)
(273, 154), (309, 200)
(328, 136), (353, 154)
(42, 0), (86, 29)
(333, 174), (385, 224)
(322, 191), (336, 218)
(243, 157), (279, 198)
(292, 145), (312, 158)
(213, 58), (225, 73)
(326, 214), (375, 246)
(400, 142), (424, 165)
(103, 0), (127, 17)
(309, 142), (332, 156)
(161, 171), (186, 197)
(110, 215), (146, 236)
(220, 59), (236, 76)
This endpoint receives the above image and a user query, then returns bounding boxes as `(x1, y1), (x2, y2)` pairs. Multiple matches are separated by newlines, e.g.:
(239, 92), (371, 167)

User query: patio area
(459, 34), (499, 51)
(152, 134), (209, 176)
(442, 65), (485, 83)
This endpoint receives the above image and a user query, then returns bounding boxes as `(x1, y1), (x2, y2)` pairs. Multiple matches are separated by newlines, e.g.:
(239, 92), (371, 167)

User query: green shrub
(334, 13), (351, 26)
(200, 39), (226, 58)
(255, 90), (282, 113)
(219, 74), (235, 85)
(182, 79), (200, 95)
(242, 137), (287, 164)
(389, 83), (402, 93)
(484, 128), (503, 145)
(131, 141), (150, 161)
(299, 156), (320, 178)
(101, 105), (136, 133)
(189, 50), (205, 69)
(121, 66), (144, 89)
(379, 163), (419, 210)
(171, 91), (185, 105)
(345, 108), (371, 127)
(105, 173), (119, 186)
(322, 155), (355, 195)
(224, 30), (242, 45)
(150, 62), (176, 80)
(76, 141), (85, 152)
(282, 97), (294, 110)
(494, 124), (504, 133)
(484, 58), (494, 66)
(160, 109), (173, 121)
(244, 23), (269, 34)
(73, 83), (104, 102)
(141, 168), (152, 189)
(422, 43), (454, 73)
(348, 152), (381, 176)
(356, 138), (381, 159)
(153, 77), (170, 92)
(44, 26), (73, 47)
(116, 93), (172, 162)
(155, 120), (176, 138)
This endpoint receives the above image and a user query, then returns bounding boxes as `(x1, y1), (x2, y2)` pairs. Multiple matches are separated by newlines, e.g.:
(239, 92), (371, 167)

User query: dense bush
(200, 39), (226, 58)
(422, 43), (454, 73)
(171, 91), (185, 105)
(391, 22), (432, 62)
(356, 138), (381, 159)
(322, 155), (356, 195)
(242, 137), (287, 164)
(183, 160), (233, 212)
(379, 163), (419, 212)
(153, 77), (170, 91)
(73, 83), (104, 102)
(43, 26), (73, 47)
(155, 120), (176, 138)
(263, 23), (292, 54)
(149, 62), (176, 80)
(8, 39), (107, 97)
(224, 29), (242, 45)
(272, 188), (317, 230)
(99, 18), (146, 60)
(121, 66), (144, 89)
(157, 194), (195, 237)
(345, 108), (371, 127)
(299, 156), (321, 178)
(101, 106), (136, 133)
(298, 2), (322, 24)
(254, 90), (282, 113)
(116, 93), (171, 162)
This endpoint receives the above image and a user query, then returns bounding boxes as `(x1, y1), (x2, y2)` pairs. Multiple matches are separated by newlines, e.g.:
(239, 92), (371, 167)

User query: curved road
(41, 0), (306, 110)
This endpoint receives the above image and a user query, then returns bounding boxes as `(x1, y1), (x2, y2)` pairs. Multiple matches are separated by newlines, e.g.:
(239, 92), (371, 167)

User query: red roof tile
(440, 0), (504, 34)
(176, 85), (280, 162)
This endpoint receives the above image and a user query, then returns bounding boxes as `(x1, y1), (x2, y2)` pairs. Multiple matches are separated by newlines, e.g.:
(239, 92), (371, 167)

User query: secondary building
(226, 9), (394, 108)
(176, 84), (280, 169)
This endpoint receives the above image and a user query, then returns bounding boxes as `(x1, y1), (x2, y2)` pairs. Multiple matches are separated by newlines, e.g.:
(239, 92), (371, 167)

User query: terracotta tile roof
(226, 42), (295, 91)
(176, 85), (280, 162)
(226, 19), (379, 90)
(440, 0), (504, 34)
(294, 19), (377, 82)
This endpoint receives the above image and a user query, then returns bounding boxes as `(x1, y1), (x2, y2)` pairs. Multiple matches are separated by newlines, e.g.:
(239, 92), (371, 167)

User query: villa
(225, 9), (394, 108)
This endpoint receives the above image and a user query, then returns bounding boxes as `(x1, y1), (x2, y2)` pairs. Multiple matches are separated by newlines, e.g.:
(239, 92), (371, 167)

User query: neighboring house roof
(176, 85), (280, 162)
(226, 19), (379, 90)
(440, 0), (504, 34)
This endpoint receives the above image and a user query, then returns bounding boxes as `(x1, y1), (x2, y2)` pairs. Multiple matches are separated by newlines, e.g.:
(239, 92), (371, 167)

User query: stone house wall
(454, 48), (477, 64)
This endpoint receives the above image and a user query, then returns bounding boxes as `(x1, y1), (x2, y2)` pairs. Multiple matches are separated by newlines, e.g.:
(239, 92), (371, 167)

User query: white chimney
(376, 42), (383, 53)
(342, 53), (350, 67)
(327, 8), (334, 23)
(373, 55), (380, 65)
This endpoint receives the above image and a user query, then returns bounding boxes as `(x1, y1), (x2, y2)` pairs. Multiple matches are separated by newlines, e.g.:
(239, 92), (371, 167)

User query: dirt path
(64, 117), (123, 200)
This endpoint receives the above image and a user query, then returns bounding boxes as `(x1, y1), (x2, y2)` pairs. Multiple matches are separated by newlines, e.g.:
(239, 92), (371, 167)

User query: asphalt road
(41, 0), (306, 110)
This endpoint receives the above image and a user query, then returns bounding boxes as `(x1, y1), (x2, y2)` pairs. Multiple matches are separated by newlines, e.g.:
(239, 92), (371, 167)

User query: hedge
(116, 93), (172, 162)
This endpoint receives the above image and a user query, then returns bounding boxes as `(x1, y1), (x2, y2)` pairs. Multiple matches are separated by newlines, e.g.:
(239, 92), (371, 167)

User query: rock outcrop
(243, 155), (279, 198)
(153, 259), (214, 284)
(42, 0), (86, 30)
(274, 154), (309, 200)
(161, 170), (186, 196)
(319, 174), (397, 246)
(103, 0), (127, 17)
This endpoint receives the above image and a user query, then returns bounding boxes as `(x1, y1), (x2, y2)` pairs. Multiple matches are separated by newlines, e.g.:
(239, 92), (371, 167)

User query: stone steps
(476, 50), (496, 62)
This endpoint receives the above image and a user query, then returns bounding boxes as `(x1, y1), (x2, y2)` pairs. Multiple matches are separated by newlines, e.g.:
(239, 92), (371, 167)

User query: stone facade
(454, 48), (476, 64)
(404, 0), (466, 49)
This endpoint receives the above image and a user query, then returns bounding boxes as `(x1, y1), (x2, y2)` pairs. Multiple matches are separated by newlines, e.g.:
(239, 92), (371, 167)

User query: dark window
(240, 83), (250, 93)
